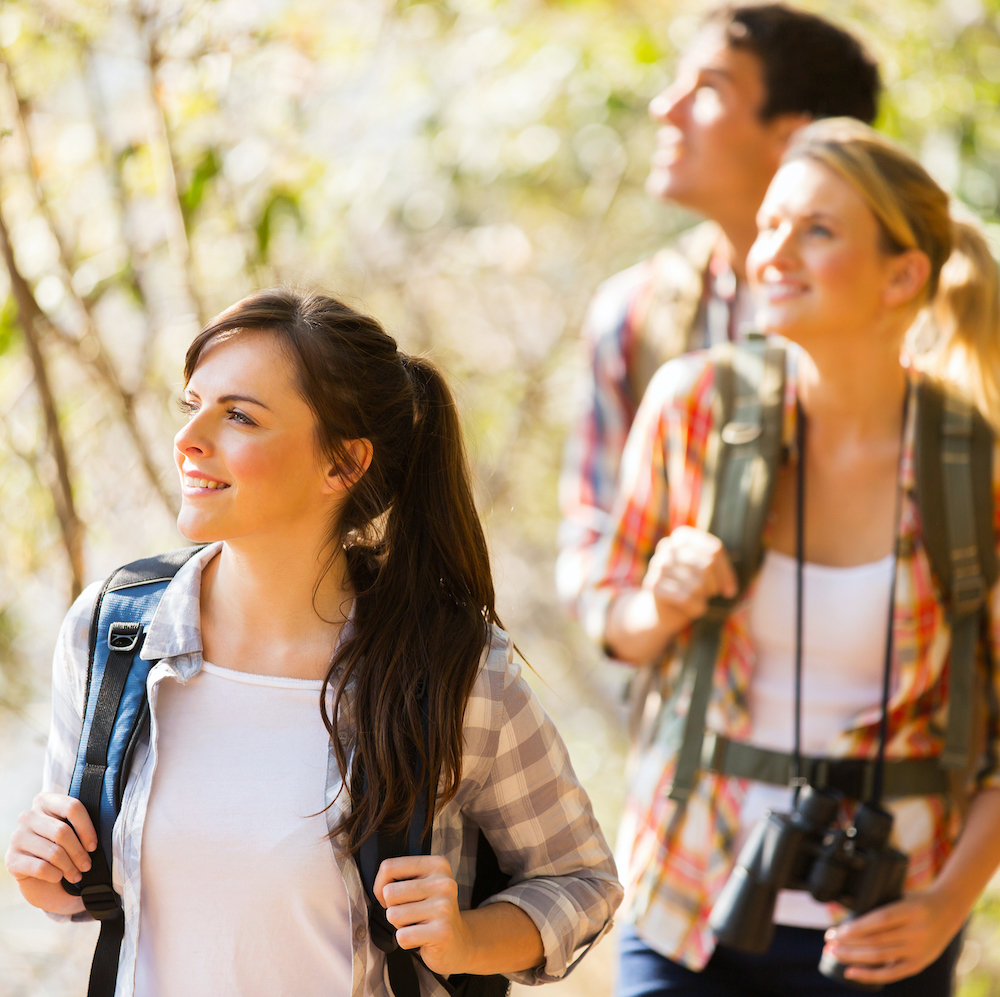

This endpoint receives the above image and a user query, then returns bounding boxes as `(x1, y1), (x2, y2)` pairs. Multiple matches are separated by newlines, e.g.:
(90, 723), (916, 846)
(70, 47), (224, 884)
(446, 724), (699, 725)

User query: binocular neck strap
(792, 383), (910, 809)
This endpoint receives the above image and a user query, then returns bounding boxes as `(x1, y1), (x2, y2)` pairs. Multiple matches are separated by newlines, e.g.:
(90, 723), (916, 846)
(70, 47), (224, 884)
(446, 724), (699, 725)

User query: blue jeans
(617, 923), (962, 997)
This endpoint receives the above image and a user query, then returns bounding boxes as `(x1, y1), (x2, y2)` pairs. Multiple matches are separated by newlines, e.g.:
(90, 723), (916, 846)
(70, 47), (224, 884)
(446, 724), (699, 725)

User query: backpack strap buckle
(107, 622), (142, 653)
(80, 883), (122, 921)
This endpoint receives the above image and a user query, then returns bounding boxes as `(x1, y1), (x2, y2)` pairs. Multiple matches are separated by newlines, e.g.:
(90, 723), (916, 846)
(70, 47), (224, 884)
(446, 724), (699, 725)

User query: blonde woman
(585, 119), (1000, 995)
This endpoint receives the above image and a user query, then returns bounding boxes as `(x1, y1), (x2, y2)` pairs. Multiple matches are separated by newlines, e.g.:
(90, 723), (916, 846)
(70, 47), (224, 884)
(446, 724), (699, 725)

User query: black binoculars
(708, 785), (908, 991)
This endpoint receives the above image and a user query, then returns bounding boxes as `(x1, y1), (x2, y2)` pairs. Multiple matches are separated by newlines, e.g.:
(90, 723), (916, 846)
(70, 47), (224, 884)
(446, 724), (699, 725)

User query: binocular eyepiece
(708, 785), (908, 992)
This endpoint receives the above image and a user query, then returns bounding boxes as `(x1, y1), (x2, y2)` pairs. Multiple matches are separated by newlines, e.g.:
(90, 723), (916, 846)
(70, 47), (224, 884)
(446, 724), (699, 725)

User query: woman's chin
(176, 511), (224, 545)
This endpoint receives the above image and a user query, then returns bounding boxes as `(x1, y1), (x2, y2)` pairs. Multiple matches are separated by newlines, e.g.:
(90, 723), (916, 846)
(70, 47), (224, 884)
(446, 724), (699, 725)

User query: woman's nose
(174, 418), (212, 459)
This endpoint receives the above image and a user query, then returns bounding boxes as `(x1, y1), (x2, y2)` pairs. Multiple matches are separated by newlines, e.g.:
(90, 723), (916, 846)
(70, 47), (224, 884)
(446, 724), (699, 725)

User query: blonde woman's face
(748, 157), (904, 346)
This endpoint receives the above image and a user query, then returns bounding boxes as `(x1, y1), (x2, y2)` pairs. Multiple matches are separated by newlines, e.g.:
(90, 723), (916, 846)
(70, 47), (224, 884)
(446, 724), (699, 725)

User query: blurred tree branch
(0, 208), (85, 600)
(130, 0), (209, 328)
(0, 55), (180, 517)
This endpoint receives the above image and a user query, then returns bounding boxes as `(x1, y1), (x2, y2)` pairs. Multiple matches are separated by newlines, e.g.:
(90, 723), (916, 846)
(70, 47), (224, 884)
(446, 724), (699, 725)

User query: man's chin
(645, 168), (698, 209)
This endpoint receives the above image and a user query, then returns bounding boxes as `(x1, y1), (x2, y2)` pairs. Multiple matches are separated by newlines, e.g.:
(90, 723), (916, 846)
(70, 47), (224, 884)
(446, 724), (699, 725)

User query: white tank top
(135, 662), (352, 997)
(739, 549), (894, 929)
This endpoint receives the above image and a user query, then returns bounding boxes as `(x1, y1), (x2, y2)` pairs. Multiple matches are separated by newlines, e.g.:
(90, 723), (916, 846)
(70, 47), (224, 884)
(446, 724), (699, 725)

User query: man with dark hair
(557, 4), (880, 624)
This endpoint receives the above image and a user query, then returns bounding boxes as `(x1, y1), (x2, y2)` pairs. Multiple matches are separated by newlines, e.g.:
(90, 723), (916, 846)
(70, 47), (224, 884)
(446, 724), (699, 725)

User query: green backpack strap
(666, 336), (786, 803)
(915, 381), (998, 771)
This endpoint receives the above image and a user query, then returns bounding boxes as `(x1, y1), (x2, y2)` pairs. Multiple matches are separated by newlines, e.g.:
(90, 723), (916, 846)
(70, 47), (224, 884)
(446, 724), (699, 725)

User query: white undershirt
(739, 549), (894, 929)
(135, 662), (352, 997)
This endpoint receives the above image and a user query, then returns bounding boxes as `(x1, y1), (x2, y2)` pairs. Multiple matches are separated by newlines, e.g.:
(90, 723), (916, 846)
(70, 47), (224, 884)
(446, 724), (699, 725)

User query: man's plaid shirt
(583, 349), (1000, 970)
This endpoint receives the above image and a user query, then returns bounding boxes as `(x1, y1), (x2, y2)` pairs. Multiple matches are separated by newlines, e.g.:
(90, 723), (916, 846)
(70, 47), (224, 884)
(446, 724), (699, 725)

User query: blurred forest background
(2, 0), (1000, 993)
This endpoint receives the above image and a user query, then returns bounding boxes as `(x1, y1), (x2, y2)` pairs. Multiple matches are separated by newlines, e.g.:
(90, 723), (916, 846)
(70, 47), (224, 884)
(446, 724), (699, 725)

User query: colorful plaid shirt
(557, 222), (749, 616)
(583, 349), (1000, 970)
(42, 543), (622, 996)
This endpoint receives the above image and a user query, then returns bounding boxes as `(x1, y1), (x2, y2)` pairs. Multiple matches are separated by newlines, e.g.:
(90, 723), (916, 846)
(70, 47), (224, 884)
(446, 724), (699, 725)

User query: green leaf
(255, 190), (304, 260)
(0, 294), (22, 358)
(180, 149), (221, 222)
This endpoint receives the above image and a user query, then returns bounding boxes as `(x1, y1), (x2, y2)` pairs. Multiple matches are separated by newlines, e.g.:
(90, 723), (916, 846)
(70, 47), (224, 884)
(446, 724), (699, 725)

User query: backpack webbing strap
(666, 338), (786, 803)
(915, 384), (998, 773)
(940, 395), (991, 768)
(701, 733), (949, 799)
(67, 546), (205, 997)
(69, 624), (147, 997)
(358, 710), (513, 997)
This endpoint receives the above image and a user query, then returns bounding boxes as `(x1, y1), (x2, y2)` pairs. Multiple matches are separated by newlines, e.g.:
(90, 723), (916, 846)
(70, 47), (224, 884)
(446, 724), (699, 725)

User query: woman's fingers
(386, 895), (455, 932)
(373, 854), (452, 908)
(6, 794), (98, 887)
(842, 958), (922, 985)
(646, 528), (738, 619)
(37, 794), (98, 853)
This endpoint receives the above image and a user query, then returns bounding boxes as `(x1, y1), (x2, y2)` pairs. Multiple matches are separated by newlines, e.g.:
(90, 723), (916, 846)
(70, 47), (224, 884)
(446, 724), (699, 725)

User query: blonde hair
(784, 117), (1000, 430)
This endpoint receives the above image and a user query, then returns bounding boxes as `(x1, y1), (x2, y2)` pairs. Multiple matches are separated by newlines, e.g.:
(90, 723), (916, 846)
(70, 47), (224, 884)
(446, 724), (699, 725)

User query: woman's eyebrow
(218, 393), (272, 411)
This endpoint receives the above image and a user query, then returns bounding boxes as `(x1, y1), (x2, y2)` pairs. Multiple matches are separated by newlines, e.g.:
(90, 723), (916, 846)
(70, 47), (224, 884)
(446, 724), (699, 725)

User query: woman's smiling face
(174, 330), (337, 545)
(748, 156), (921, 349)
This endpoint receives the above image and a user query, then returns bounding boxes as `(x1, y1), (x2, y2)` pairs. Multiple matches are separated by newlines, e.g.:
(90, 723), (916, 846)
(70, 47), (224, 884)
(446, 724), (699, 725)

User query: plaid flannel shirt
(557, 222), (747, 619)
(583, 350), (1000, 970)
(42, 543), (622, 996)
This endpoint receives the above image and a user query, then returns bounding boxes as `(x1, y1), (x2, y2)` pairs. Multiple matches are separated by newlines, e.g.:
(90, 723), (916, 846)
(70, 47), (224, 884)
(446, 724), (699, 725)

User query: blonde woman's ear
(883, 249), (932, 310)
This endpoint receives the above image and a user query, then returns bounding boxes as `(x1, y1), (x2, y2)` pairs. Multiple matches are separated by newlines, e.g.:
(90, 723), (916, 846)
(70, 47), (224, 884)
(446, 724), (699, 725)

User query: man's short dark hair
(704, 4), (881, 125)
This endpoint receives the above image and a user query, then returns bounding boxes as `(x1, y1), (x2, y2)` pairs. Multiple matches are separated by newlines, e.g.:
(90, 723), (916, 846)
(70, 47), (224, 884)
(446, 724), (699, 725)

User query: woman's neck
(199, 530), (353, 679)
(796, 338), (908, 443)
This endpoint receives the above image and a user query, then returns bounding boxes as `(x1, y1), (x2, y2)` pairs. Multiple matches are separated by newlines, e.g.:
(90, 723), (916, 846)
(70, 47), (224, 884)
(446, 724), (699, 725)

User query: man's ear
(883, 249), (931, 310)
(324, 438), (374, 494)
(769, 112), (812, 154)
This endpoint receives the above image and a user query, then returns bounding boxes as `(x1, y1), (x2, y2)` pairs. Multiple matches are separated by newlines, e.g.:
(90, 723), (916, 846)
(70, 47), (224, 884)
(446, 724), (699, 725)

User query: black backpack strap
(666, 337), (786, 803)
(915, 383), (998, 771)
(358, 696), (512, 997)
(67, 546), (204, 997)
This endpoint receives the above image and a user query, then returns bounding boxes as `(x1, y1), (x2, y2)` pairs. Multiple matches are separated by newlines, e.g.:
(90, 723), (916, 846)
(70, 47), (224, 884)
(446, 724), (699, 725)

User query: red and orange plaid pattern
(585, 348), (1000, 969)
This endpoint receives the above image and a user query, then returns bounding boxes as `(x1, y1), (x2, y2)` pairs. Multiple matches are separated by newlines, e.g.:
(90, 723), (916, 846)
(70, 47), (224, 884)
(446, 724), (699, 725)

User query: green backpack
(654, 335), (998, 805)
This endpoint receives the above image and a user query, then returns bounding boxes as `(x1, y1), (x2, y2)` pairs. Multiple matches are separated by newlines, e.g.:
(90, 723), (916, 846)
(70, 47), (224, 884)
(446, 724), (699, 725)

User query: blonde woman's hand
(374, 855), (543, 976)
(642, 526), (738, 622)
(5, 793), (95, 916)
(822, 891), (964, 985)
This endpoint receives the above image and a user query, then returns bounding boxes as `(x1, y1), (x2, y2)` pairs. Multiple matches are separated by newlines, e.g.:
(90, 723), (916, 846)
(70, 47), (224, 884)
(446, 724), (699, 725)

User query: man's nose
(649, 82), (689, 125)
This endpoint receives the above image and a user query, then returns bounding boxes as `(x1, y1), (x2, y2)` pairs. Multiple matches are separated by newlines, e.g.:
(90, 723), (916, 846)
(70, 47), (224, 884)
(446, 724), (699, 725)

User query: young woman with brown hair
(587, 118), (1000, 995)
(5, 291), (622, 996)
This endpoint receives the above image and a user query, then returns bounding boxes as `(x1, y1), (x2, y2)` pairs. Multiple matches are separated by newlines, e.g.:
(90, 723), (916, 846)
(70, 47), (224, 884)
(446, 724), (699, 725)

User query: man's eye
(691, 86), (723, 124)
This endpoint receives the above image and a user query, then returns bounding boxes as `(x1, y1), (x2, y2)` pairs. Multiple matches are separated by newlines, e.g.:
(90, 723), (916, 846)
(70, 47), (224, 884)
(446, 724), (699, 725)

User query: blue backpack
(64, 547), (510, 997)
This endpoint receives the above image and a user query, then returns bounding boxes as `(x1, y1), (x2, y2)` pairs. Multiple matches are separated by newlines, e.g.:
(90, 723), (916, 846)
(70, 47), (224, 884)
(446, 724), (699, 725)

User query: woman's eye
(178, 398), (198, 417)
(228, 408), (256, 427)
(809, 223), (833, 237)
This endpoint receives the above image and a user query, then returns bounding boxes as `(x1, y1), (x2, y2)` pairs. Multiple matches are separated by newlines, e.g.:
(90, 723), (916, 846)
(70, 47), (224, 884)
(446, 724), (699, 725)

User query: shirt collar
(140, 541), (222, 667)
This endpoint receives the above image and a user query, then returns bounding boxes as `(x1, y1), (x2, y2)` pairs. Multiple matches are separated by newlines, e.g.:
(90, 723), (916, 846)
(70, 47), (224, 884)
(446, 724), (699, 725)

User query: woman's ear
(883, 248), (931, 309)
(324, 439), (374, 494)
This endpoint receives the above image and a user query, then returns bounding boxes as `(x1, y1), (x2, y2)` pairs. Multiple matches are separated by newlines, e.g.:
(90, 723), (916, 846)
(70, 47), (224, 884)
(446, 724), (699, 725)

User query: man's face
(647, 30), (798, 219)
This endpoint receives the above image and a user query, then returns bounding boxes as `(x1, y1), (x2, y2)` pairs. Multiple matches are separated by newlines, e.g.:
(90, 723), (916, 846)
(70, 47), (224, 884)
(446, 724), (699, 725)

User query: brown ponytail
(784, 118), (1000, 431)
(185, 289), (502, 851)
